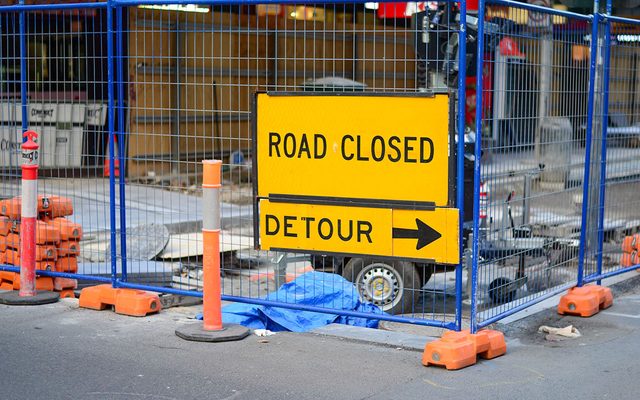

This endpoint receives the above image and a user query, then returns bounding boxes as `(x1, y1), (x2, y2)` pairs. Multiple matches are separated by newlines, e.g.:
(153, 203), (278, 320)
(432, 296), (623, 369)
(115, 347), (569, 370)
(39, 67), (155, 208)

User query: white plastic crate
(55, 129), (71, 167)
(0, 103), (14, 122)
(28, 103), (58, 124)
(0, 127), (22, 168)
(85, 103), (107, 126)
(72, 103), (86, 124)
(37, 126), (57, 168)
(69, 125), (83, 167)
(58, 104), (73, 123)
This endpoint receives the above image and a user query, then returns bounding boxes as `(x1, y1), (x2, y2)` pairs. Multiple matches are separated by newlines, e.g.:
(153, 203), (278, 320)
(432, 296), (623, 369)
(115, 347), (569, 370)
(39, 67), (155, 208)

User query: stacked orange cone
(0, 195), (82, 297)
(621, 234), (640, 268)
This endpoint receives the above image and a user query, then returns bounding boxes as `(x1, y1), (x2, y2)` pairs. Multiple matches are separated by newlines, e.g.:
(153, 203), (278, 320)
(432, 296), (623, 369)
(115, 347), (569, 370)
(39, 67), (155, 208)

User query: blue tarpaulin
(197, 272), (384, 332)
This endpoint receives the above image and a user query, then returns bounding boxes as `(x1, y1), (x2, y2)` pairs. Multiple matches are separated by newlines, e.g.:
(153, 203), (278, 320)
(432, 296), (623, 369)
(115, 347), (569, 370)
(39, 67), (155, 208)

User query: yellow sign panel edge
(252, 92), (455, 210)
(257, 199), (460, 265)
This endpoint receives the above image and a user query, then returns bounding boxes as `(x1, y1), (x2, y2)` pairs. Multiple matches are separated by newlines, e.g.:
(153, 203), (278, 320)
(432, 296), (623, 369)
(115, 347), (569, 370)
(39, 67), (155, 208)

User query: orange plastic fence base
(79, 284), (162, 317)
(12, 276), (54, 292)
(53, 278), (78, 291)
(422, 329), (507, 370)
(558, 285), (613, 317)
(57, 289), (76, 299)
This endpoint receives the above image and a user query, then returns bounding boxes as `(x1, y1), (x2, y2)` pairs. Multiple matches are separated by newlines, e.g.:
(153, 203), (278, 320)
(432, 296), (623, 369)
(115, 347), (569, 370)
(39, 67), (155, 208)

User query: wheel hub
(357, 264), (403, 310)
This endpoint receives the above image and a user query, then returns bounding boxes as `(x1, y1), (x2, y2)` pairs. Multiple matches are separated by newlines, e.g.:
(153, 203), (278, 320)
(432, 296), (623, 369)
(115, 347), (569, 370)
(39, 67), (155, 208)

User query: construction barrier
(0, 0), (637, 363)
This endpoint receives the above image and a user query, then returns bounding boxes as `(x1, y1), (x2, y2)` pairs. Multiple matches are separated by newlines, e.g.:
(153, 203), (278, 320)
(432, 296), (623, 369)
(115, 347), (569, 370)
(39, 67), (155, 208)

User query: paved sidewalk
(2, 277), (640, 400)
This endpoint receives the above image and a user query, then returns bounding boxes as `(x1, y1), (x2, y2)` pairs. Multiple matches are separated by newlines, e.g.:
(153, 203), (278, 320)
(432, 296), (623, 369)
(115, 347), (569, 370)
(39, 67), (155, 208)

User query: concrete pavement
(2, 277), (640, 400)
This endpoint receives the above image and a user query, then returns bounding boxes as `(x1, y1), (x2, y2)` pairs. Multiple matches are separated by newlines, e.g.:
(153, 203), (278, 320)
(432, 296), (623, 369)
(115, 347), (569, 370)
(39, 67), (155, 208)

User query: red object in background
(467, 0), (479, 12)
(499, 37), (526, 58)
(465, 54), (493, 127)
(104, 135), (120, 178)
(377, 3), (411, 19)
(377, 2), (478, 19)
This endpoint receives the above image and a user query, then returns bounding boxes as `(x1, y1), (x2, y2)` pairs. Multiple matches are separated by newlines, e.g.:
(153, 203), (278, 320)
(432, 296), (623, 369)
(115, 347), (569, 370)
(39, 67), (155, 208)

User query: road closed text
(268, 132), (435, 164)
(256, 93), (451, 206)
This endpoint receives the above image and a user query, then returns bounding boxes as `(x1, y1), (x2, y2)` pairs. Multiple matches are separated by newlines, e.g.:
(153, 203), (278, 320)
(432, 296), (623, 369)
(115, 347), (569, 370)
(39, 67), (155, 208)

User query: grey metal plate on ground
(76, 261), (177, 286)
(105, 223), (170, 262)
(157, 231), (254, 260)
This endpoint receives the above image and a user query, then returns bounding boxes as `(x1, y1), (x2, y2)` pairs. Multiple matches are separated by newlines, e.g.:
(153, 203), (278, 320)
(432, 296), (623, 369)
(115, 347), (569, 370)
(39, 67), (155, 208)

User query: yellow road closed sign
(259, 200), (459, 264)
(255, 93), (452, 207)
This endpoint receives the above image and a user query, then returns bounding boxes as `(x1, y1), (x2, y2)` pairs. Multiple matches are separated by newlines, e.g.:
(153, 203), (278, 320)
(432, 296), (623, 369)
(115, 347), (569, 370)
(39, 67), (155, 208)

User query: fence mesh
(0, 7), (113, 284)
(474, 4), (592, 326)
(2, 1), (639, 330)
(121, 2), (465, 325)
(588, 19), (640, 281)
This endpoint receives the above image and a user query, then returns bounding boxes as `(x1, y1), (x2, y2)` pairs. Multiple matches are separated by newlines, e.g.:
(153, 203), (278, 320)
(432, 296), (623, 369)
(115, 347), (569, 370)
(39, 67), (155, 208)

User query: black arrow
(392, 219), (442, 250)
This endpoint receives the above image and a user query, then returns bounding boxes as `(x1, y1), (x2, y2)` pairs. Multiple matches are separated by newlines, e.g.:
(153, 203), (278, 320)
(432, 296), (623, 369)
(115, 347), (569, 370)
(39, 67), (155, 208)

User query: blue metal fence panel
(0, 0), (638, 330)
(473, 1), (595, 329)
(584, 5), (640, 283)
(0, 3), (117, 291)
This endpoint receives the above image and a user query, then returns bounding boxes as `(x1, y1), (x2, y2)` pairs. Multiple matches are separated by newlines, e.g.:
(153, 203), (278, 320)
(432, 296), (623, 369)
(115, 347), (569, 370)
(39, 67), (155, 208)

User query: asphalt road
(2, 283), (640, 400)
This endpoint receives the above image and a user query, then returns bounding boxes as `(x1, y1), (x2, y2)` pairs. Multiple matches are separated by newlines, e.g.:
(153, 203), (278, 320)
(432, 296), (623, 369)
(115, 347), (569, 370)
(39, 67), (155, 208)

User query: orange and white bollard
(175, 160), (249, 342)
(0, 131), (59, 305)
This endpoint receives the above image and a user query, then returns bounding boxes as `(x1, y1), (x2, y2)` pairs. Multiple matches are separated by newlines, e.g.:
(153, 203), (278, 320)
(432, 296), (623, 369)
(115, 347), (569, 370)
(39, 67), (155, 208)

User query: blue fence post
(470, 0), (486, 335)
(106, 0), (118, 286)
(454, 0), (468, 333)
(577, 11), (601, 288)
(18, 0), (28, 135)
(593, 0), (612, 286)
(116, 5), (128, 283)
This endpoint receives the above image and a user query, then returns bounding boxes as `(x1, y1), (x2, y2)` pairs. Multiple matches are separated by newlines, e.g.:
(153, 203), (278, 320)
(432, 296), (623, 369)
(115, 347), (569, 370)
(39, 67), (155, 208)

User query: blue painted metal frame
(592, 0), (611, 285)
(18, 0), (27, 135)
(455, 0), (468, 332)
(116, 5), (129, 282)
(106, 0), (118, 286)
(0, 265), (114, 284)
(470, 0), (486, 335)
(6, 0), (628, 330)
(115, 279), (457, 329)
(577, 12), (600, 287)
(0, 2), (107, 12)
(112, 0), (457, 5)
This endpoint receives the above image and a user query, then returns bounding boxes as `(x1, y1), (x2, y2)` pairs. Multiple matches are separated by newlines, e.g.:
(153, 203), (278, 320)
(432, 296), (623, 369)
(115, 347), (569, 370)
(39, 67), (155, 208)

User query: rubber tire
(488, 277), (517, 304)
(342, 258), (420, 315)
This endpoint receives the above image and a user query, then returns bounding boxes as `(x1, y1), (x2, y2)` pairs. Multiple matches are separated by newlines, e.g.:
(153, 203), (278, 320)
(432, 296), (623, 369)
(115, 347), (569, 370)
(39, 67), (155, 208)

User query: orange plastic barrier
(5, 233), (20, 249)
(0, 216), (11, 236)
(35, 245), (57, 261)
(53, 277), (78, 291)
(0, 198), (21, 218)
(49, 218), (82, 241)
(38, 195), (74, 218)
(622, 234), (640, 253)
(57, 240), (80, 257)
(621, 251), (639, 267)
(558, 285), (613, 317)
(423, 329), (507, 370)
(5, 249), (19, 265)
(58, 289), (76, 299)
(12, 276), (54, 292)
(55, 257), (78, 274)
(79, 284), (162, 317)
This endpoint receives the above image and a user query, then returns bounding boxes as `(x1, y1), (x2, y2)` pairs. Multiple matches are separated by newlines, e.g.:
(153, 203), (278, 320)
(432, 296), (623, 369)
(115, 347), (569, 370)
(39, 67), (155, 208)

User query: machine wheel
(342, 258), (420, 315)
(488, 277), (517, 304)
